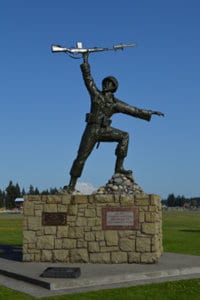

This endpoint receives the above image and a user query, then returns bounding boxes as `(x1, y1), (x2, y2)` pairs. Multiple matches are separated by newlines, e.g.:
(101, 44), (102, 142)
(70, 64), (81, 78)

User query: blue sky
(1, 0), (200, 198)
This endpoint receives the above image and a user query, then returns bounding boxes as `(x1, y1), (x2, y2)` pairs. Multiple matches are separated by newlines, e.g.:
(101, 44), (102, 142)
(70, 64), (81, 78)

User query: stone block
(36, 229), (44, 236)
(57, 226), (69, 238)
(45, 195), (62, 204)
(118, 230), (136, 238)
(96, 207), (102, 217)
(28, 216), (41, 231)
(119, 238), (135, 252)
(85, 208), (96, 218)
(23, 254), (34, 262)
(95, 218), (102, 226)
(100, 241), (106, 247)
(139, 206), (148, 212)
(141, 252), (159, 263)
(145, 212), (157, 223)
(53, 250), (69, 262)
(88, 242), (100, 252)
(43, 204), (57, 212)
(27, 243), (36, 250)
(44, 227), (57, 235)
(57, 204), (67, 212)
(41, 250), (52, 261)
(35, 210), (42, 216)
(111, 252), (127, 263)
(100, 246), (118, 252)
(120, 196), (134, 206)
(24, 195), (41, 202)
(68, 205), (78, 216)
(90, 252), (110, 263)
(135, 198), (149, 206)
(71, 195), (88, 204)
(77, 240), (87, 248)
(68, 227), (84, 239)
(150, 194), (161, 205)
(95, 231), (104, 241)
(151, 236), (161, 252)
(76, 216), (87, 227)
(23, 230), (36, 243)
(87, 218), (96, 227)
(37, 236), (54, 249)
(23, 201), (34, 216)
(142, 223), (156, 235)
(61, 195), (71, 205)
(136, 237), (151, 252)
(62, 238), (76, 249)
(34, 253), (41, 262)
(128, 252), (141, 263)
(94, 195), (114, 203)
(55, 239), (62, 249)
(105, 231), (118, 246)
(70, 249), (89, 263)
(85, 231), (95, 241)
(139, 212), (145, 222)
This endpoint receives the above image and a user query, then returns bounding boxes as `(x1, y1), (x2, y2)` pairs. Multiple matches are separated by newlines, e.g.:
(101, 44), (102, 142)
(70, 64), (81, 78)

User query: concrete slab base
(0, 252), (200, 298)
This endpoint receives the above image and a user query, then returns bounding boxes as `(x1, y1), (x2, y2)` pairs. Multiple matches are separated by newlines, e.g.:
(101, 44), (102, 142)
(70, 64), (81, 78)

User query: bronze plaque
(102, 207), (138, 230)
(42, 212), (67, 226)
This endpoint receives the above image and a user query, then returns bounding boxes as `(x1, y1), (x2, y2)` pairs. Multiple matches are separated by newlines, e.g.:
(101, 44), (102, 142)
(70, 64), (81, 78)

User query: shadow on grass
(180, 229), (200, 233)
(0, 245), (22, 261)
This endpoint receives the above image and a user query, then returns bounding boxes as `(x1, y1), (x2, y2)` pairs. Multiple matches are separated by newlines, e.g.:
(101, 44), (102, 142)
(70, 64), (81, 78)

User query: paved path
(0, 252), (200, 298)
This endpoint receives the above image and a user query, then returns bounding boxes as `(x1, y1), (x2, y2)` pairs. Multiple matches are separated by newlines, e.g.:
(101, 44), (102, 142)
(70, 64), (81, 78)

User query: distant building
(15, 198), (24, 210)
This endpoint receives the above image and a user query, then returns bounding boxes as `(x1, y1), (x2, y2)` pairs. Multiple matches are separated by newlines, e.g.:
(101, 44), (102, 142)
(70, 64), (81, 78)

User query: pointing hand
(151, 111), (164, 117)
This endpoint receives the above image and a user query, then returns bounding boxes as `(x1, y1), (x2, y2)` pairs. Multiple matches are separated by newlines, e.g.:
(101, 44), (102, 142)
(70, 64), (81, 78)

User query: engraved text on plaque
(102, 207), (138, 230)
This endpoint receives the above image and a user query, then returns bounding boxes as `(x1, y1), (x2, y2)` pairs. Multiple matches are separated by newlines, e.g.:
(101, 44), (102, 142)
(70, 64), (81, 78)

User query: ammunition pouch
(85, 113), (111, 128)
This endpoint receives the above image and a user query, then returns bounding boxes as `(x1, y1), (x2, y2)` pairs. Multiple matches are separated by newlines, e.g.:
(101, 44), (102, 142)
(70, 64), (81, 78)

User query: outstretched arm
(115, 99), (164, 121)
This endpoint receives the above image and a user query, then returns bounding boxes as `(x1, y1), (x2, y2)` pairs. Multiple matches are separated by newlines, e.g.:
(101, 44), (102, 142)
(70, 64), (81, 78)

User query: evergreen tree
(5, 181), (21, 209)
(41, 189), (49, 195)
(28, 185), (35, 195)
(21, 188), (26, 196)
(0, 189), (5, 207)
(50, 187), (59, 194)
(166, 193), (176, 207)
(34, 187), (40, 195)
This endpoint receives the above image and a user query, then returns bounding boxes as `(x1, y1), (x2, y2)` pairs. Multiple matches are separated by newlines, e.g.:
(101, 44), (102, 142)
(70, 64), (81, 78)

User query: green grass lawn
(1, 278), (200, 300)
(163, 210), (200, 255)
(0, 213), (23, 245)
(0, 211), (200, 300)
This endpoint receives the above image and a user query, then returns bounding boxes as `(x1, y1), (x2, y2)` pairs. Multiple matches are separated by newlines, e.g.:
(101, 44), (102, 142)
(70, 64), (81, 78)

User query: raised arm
(80, 52), (99, 97)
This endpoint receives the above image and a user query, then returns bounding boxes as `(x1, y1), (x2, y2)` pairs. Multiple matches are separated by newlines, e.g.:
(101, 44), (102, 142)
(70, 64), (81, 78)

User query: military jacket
(80, 62), (152, 127)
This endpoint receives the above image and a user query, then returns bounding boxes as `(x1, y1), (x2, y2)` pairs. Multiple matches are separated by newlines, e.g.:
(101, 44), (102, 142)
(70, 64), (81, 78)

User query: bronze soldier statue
(64, 52), (164, 191)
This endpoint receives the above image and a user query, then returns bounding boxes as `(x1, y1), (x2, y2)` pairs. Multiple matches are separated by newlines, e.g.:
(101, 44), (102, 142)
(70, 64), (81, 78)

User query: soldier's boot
(63, 176), (77, 193)
(115, 156), (132, 175)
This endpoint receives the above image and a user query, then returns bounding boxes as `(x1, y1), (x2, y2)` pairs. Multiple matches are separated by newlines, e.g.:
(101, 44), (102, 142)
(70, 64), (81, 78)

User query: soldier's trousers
(70, 124), (129, 178)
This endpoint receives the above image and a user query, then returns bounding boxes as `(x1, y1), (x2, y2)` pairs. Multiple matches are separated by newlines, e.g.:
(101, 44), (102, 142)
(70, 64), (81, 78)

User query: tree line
(1, 181), (199, 209)
(0, 181), (59, 209)
(165, 193), (200, 208)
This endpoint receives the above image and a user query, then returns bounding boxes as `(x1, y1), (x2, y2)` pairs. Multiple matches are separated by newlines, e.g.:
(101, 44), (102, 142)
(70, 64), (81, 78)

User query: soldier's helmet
(102, 76), (118, 92)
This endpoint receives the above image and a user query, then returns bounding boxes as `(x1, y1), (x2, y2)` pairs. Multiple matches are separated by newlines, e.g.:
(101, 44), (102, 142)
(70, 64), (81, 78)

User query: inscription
(42, 212), (67, 226)
(102, 207), (138, 230)
(107, 211), (134, 226)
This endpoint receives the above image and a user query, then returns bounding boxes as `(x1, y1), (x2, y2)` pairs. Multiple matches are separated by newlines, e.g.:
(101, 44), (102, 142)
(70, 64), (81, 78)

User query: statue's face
(102, 80), (116, 93)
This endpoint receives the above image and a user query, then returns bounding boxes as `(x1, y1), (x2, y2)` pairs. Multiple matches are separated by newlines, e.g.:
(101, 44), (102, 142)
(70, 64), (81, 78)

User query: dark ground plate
(40, 267), (81, 278)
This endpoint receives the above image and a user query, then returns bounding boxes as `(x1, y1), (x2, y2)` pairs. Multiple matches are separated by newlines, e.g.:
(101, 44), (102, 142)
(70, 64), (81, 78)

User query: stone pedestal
(23, 194), (163, 263)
